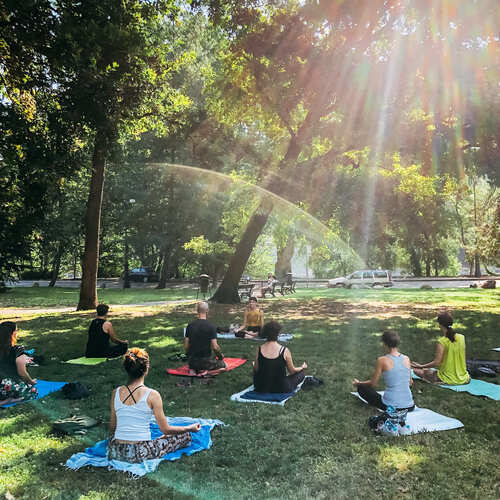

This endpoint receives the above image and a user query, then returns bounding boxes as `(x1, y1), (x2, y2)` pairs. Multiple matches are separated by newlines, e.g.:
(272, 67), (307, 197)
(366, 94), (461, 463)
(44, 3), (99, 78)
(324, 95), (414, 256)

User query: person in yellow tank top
(235, 297), (264, 339)
(411, 312), (470, 385)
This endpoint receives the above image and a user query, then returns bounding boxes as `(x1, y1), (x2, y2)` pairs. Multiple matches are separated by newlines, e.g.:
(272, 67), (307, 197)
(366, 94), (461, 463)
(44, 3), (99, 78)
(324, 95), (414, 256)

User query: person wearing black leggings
(353, 330), (415, 412)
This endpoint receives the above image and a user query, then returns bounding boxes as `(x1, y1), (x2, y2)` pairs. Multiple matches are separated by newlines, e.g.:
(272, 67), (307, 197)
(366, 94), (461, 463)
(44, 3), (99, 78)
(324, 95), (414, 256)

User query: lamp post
(464, 146), (481, 277)
(123, 198), (136, 289)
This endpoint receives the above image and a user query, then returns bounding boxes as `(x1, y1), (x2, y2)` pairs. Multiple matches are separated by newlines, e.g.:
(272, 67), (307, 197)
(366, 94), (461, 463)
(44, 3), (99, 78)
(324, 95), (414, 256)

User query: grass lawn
(1, 289), (499, 499)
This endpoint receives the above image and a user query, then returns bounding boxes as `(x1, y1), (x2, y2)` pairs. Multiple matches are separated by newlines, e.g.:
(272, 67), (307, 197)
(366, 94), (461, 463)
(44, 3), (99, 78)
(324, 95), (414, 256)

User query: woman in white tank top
(107, 348), (200, 463)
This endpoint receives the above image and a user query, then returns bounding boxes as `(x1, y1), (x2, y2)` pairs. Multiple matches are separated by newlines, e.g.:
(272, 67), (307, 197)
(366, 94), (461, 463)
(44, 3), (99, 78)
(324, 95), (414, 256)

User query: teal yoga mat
(413, 372), (500, 400)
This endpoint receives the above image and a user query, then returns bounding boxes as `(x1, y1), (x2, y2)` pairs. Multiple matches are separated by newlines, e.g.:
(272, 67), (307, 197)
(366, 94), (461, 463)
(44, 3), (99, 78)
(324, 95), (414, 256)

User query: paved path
(0, 299), (195, 318)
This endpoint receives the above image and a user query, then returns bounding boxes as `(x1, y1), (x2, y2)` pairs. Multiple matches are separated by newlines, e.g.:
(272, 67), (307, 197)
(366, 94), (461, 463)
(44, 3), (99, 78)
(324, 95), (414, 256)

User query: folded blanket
(1, 380), (66, 408)
(352, 391), (464, 434)
(166, 357), (247, 377)
(230, 378), (306, 406)
(65, 357), (110, 365)
(216, 333), (293, 342)
(65, 417), (224, 477)
(412, 372), (500, 400)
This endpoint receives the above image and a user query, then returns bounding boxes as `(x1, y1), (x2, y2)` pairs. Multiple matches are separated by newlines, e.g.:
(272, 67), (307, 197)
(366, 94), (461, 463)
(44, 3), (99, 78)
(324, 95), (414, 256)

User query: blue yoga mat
(1, 380), (67, 408)
(242, 389), (295, 402)
(413, 373), (500, 401)
(66, 417), (224, 477)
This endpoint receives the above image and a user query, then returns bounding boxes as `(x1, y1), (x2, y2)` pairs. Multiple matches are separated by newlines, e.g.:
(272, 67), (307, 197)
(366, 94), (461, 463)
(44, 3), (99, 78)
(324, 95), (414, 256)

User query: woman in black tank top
(85, 305), (128, 358)
(253, 321), (307, 393)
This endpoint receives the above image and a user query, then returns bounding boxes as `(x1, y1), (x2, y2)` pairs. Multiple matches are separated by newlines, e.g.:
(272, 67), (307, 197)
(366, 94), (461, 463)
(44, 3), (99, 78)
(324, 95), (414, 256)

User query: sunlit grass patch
(0, 291), (499, 498)
(378, 444), (426, 473)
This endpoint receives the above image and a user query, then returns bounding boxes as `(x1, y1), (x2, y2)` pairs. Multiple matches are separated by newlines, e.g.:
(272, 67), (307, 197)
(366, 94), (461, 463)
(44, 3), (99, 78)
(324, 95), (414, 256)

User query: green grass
(1, 290), (500, 499)
(0, 286), (197, 308)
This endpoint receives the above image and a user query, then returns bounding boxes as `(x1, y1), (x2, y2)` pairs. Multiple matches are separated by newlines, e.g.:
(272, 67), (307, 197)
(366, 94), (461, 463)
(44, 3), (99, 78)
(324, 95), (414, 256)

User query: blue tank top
(382, 353), (414, 408)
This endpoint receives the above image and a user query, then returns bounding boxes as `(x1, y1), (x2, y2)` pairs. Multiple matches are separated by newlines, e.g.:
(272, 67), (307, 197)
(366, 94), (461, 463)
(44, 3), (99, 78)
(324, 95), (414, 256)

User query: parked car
(127, 267), (159, 283)
(328, 270), (393, 288)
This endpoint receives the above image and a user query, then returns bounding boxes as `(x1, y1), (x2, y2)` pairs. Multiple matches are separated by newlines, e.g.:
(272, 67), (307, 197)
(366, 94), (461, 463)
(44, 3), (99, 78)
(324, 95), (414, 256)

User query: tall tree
(41, 0), (194, 309)
(207, 0), (401, 302)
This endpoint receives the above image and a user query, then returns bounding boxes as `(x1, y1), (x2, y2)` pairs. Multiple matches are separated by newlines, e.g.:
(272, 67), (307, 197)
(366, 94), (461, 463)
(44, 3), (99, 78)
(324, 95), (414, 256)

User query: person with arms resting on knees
(253, 321), (306, 393)
(85, 304), (128, 358)
(185, 302), (226, 375)
(353, 330), (415, 412)
(108, 348), (200, 463)
(411, 312), (470, 385)
(0, 321), (38, 406)
(235, 297), (264, 338)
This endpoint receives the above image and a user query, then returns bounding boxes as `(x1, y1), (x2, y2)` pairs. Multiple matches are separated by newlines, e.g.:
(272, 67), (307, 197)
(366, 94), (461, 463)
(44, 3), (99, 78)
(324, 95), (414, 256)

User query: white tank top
(113, 386), (153, 442)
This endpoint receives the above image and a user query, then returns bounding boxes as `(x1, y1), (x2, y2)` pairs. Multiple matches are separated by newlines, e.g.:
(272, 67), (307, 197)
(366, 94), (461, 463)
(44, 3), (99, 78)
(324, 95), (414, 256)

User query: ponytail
(445, 326), (456, 343)
(437, 313), (456, 342)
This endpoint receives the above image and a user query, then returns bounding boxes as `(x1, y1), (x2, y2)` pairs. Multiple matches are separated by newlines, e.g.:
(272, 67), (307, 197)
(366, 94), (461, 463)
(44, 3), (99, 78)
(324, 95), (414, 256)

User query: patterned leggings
(107, 432), (192, 463)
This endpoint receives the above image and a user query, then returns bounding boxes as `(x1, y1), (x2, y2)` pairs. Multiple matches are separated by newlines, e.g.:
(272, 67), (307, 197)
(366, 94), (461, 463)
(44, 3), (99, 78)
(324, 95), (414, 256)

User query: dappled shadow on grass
(2, 294), (500, 498)
(0, 406), (193, 500)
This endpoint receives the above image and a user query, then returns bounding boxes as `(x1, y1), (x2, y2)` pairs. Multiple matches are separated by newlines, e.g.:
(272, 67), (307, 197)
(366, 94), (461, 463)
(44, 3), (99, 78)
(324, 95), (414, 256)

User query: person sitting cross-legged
(185, 302), (226, 375)
(108, 348), (200, 463)
(353, 330), (415, 412)
(0, 321), (38, 406)
(411, 312), (470, 385)
(253, 321), (306, 393)
(85, 304), (128, 359)
(234, 297), (264, 338)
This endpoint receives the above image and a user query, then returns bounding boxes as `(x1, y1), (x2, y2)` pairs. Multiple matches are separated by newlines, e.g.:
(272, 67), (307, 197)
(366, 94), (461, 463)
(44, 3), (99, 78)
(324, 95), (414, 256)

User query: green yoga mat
(65, 357), (109, 365)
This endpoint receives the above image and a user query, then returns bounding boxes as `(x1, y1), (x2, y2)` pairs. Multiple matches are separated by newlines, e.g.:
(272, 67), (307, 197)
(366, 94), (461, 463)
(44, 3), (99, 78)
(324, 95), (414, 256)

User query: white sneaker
(398, 424), (412, 436)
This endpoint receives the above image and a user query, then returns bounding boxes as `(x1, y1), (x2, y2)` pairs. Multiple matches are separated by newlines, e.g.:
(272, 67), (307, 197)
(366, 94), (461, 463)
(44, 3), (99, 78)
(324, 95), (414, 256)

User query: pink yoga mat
(166, 357), (247, 377)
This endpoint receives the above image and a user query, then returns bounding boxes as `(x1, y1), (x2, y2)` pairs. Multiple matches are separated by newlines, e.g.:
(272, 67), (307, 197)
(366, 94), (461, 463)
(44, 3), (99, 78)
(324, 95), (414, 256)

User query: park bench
(238, 283), (255, 301)
(280, 279), (296, 295)
(261, 281), (278, 298)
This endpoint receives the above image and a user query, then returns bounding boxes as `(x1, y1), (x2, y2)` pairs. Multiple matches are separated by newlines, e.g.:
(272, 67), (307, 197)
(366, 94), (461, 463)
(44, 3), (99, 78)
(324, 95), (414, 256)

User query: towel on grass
(65, 357), (112, 365)
(412, 372), (500, 401)
(1, 380), (66, 408)
(65, 417), (224, 477)
(352, 391), (464, 434)
(230, 377), (306, 406)
(166, 357), (247, 377)
(216, 333), (293, 342)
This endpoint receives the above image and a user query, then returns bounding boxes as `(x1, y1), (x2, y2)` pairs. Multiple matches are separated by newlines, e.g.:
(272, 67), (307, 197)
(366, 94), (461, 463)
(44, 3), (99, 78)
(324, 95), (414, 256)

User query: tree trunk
(474, 254), (481, 277)
(275, 237), (295, 279)
(77, 133), (107, 310)
(211, 201), (273, 303)
(409, 248), (422, 277)
(157, 250), (170, 289)
(48, 243), (64, 287)
(425, 259), (431, 277)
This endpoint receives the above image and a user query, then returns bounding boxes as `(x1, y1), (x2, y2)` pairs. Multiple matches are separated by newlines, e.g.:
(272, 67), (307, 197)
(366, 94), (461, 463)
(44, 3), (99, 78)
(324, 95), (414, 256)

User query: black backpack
(61, 382), (90, 399)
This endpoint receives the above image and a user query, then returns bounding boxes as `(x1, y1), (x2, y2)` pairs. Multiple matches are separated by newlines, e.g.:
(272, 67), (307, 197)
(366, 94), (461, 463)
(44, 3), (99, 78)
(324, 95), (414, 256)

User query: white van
(328, 270), (393, 288)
